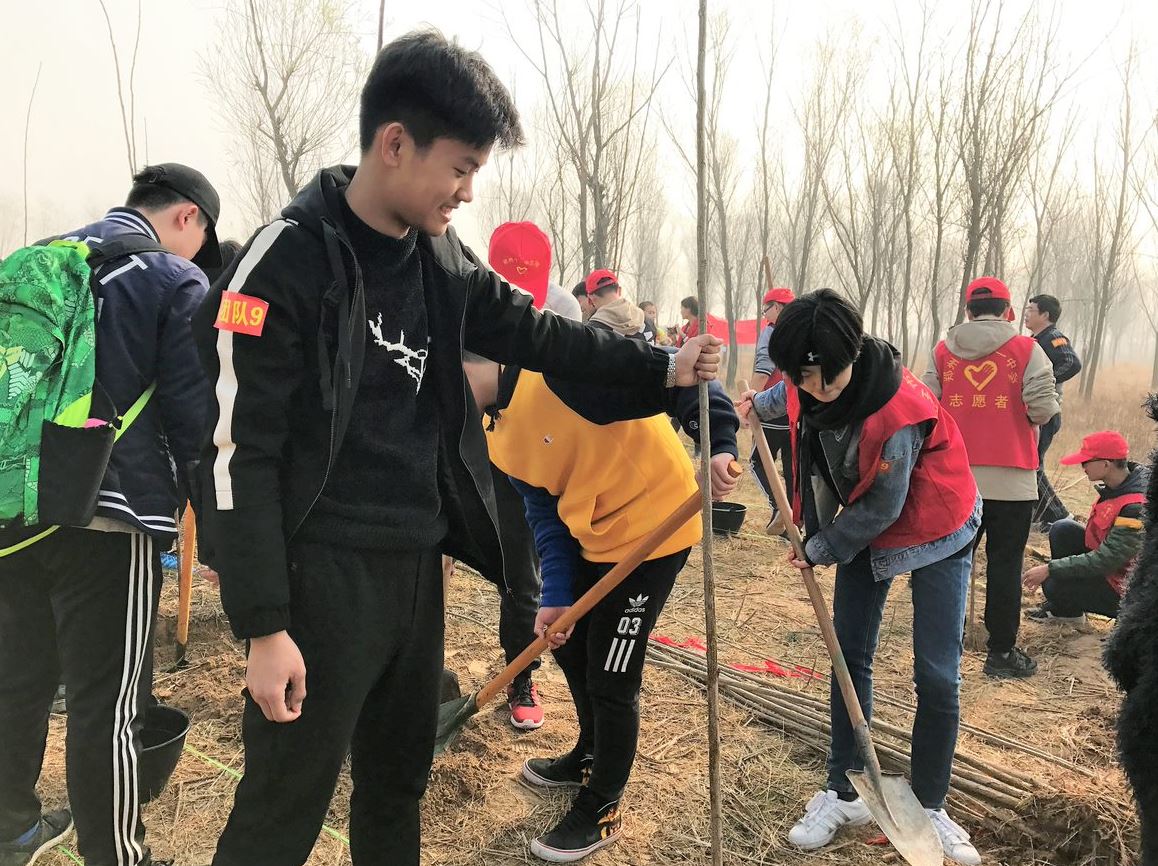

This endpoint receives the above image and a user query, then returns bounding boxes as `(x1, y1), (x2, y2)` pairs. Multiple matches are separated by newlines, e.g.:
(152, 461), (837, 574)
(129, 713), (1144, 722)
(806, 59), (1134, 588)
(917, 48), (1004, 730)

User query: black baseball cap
(131, 163), (222, 268)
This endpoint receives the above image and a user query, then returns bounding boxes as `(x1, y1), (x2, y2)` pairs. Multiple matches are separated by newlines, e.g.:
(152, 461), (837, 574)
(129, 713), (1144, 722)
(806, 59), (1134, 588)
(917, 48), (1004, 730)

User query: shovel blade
(430, 694), (479, 754)
(848, 770), (944, 866)
(432, 693), (479, 757)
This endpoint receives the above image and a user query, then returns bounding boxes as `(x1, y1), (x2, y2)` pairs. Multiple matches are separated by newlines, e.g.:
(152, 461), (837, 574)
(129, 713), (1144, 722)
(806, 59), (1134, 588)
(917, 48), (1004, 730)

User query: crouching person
(739, 289), (983, 865)
(1023, 430), (1147, 622)
(464, 352), (739, 863)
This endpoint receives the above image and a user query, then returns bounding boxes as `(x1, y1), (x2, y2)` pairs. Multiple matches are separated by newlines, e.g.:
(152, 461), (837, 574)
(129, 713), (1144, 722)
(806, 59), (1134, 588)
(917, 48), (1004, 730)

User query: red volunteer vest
(675, 318), (699, 347)
(761, 370), (783, 392)
(1086, 492), (1146, 596)
(933, 335), (1038, 470)
(786, 369), (977, 549)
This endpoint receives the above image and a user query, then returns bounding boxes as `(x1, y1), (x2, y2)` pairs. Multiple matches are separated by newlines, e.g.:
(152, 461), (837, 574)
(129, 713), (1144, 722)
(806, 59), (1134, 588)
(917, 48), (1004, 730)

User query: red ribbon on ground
(650, 635), (824, 680)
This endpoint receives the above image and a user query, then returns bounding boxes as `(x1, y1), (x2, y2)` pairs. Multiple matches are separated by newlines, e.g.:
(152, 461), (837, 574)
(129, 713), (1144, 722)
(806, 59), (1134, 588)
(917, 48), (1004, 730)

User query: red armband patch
(214, 292), (269, 337)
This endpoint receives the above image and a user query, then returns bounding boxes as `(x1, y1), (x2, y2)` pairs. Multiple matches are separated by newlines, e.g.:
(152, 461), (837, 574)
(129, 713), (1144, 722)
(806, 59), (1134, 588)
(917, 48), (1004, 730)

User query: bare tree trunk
(1081, 48), (1141, 399)
(205, 0), (364, 225)
(693, 2), (723, 863)
(98, 0), (143, 176)
(22, 63), (42, 246)
(1151, 338), (1158, 391)
(508, 0), (668, 275)
(955, 0), (1069, 324)
(377, 0), (386, 50)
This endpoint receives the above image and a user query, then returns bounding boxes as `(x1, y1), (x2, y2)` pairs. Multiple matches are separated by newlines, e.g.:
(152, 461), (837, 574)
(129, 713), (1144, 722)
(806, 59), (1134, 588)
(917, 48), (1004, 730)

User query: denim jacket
(754, 382), (981, 581)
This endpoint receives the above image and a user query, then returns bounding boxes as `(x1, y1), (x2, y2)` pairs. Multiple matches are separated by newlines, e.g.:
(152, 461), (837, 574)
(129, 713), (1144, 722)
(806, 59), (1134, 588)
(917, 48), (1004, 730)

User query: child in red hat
(1023, 430), (1149, 622)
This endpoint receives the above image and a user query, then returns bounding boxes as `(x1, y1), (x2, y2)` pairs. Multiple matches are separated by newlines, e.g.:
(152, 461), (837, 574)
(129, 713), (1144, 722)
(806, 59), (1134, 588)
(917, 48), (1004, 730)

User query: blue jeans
(825, 542), (971, 809)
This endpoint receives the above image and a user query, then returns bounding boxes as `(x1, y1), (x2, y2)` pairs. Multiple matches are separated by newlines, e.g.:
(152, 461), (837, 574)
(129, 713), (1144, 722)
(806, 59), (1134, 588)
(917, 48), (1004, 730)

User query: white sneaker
(927, 808), (981, 865)
(787, 790), (872, 850)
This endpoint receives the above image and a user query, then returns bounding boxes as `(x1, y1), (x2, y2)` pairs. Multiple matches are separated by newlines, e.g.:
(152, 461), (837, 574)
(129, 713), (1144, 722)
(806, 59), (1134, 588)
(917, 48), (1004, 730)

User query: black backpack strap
(85, 236), (167, 270)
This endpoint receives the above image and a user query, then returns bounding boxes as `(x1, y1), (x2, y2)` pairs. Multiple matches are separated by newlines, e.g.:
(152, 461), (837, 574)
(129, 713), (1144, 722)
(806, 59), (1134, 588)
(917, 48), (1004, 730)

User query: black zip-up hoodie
(192, 166), (675, 638)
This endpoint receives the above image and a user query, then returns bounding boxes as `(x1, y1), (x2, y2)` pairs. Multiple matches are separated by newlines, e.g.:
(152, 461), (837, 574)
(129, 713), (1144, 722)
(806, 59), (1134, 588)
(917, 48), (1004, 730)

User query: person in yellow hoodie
(463, 337), (738, 863)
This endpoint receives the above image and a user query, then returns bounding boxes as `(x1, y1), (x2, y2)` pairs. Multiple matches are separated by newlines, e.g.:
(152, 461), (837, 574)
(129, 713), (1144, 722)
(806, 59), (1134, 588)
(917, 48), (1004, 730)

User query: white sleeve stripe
(211, 220), (293, 512)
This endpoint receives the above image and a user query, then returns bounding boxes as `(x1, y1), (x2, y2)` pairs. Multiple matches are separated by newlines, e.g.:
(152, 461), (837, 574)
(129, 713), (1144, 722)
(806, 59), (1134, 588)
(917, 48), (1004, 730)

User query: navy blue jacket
(1033, 324), (1082, 399)
(49, 208), (209, 541)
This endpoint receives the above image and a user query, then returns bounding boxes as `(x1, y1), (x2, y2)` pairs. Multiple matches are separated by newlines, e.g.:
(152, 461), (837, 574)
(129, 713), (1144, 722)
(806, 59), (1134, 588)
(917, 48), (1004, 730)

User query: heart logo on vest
(963, 361), (997, 391)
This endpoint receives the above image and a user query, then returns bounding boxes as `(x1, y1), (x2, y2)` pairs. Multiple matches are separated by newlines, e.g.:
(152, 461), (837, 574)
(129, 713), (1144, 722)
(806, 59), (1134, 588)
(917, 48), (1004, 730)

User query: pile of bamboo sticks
(648, 640), (1044, 822)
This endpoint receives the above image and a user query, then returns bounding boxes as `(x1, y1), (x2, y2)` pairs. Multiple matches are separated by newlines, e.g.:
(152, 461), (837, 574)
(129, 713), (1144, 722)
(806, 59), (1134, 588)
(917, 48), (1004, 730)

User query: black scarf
(798, 337), (903, 431)
(797, 338), (903, 518)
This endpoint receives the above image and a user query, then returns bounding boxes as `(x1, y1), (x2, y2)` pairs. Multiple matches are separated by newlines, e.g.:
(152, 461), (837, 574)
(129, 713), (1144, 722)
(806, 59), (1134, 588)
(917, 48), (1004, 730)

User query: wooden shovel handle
(475, 460), (742, 708)
(176, 506), (195, 647)
(741, 381), (880, 764)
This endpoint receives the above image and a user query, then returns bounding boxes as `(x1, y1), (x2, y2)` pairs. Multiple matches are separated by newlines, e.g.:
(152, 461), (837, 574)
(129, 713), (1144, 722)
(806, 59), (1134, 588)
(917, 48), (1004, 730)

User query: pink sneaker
(507, 678), (544, 730)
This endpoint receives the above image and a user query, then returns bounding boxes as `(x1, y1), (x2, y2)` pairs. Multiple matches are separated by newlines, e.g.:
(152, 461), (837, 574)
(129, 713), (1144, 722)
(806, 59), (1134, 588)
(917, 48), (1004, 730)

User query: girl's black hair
(767, 288), (864, 385)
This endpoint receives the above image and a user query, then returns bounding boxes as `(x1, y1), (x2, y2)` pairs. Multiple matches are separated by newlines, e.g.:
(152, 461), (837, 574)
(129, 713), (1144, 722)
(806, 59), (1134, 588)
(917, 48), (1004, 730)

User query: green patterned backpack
(0, 238), (159, 536)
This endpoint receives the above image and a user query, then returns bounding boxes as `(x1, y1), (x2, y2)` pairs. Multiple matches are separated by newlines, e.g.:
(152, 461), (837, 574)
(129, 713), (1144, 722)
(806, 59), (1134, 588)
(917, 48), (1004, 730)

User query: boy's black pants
(975, 499), (1034, 654)
(0, 528), (162, 866)
(492, 466), (541, 681)
(211, 543), (442, 866)
(551, 548), (688, 804)
(1044, 519), (1122, 618)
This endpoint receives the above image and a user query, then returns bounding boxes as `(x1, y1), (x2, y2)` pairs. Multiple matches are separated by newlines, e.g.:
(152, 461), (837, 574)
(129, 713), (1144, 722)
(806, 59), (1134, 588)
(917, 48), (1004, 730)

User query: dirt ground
(32, 370), (1151, 866)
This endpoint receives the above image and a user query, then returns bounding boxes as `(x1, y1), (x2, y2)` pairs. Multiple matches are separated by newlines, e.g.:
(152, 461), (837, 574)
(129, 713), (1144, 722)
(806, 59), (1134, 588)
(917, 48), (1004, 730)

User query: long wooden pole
(695, 2), (723, 863)
(175, 506), (195, 667)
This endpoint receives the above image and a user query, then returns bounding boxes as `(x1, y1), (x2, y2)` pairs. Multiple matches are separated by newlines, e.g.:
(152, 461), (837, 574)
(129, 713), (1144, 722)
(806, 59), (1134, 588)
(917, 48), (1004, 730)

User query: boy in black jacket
(193, 31), (720, 866)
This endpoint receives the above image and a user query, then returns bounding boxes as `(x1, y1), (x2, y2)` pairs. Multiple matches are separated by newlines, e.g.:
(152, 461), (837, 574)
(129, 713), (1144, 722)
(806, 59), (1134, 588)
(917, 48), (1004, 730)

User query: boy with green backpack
(0, 163), (220, 866)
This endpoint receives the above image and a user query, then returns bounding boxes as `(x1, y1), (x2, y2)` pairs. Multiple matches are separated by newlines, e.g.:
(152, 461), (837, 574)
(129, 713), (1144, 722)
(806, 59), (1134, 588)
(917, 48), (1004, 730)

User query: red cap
(1060, 430), (1130, 465)
(488, 222), (551, 309)
(965, 276), (1011, 303)
(763, 287), (795, 306)
(584, 268), (620, 296)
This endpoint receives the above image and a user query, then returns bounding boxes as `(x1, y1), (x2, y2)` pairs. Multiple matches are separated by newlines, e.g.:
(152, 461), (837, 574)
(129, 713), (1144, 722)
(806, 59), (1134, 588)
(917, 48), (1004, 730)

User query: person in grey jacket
(923, 276), (1058, 679)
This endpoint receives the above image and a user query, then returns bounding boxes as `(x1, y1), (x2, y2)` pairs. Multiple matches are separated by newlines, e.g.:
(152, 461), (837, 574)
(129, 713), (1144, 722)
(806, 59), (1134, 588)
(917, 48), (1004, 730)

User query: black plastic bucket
(139, 704), (189, 804)
(711, 501), (747, 536)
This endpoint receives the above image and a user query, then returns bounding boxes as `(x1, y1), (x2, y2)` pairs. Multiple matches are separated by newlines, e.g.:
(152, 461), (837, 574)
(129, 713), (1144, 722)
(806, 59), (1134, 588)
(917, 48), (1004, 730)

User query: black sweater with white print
(296, 195), (443, 549)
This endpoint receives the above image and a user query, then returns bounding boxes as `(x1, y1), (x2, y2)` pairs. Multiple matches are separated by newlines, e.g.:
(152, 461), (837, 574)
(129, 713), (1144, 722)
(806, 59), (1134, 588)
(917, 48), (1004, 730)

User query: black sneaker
(984, 647), (1038, 679)
(0, 809), (74, 866)
(522, 752), (593, 789)
(530, 788), (622, 862)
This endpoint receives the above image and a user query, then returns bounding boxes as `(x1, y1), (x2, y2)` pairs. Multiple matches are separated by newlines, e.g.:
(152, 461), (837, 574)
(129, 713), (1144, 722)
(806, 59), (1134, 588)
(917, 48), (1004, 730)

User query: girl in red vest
(739, 289), (983, 865)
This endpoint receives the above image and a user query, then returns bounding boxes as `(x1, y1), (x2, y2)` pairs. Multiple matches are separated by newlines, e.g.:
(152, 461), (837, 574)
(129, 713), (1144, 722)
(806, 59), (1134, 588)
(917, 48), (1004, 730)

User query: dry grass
(29, 364), (1154, 866)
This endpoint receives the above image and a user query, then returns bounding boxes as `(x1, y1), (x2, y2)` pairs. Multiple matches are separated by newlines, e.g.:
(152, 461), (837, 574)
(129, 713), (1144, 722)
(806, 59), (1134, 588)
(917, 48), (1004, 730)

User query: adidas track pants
(551, 548), (689, 804)
(0, 527), (162, 866)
